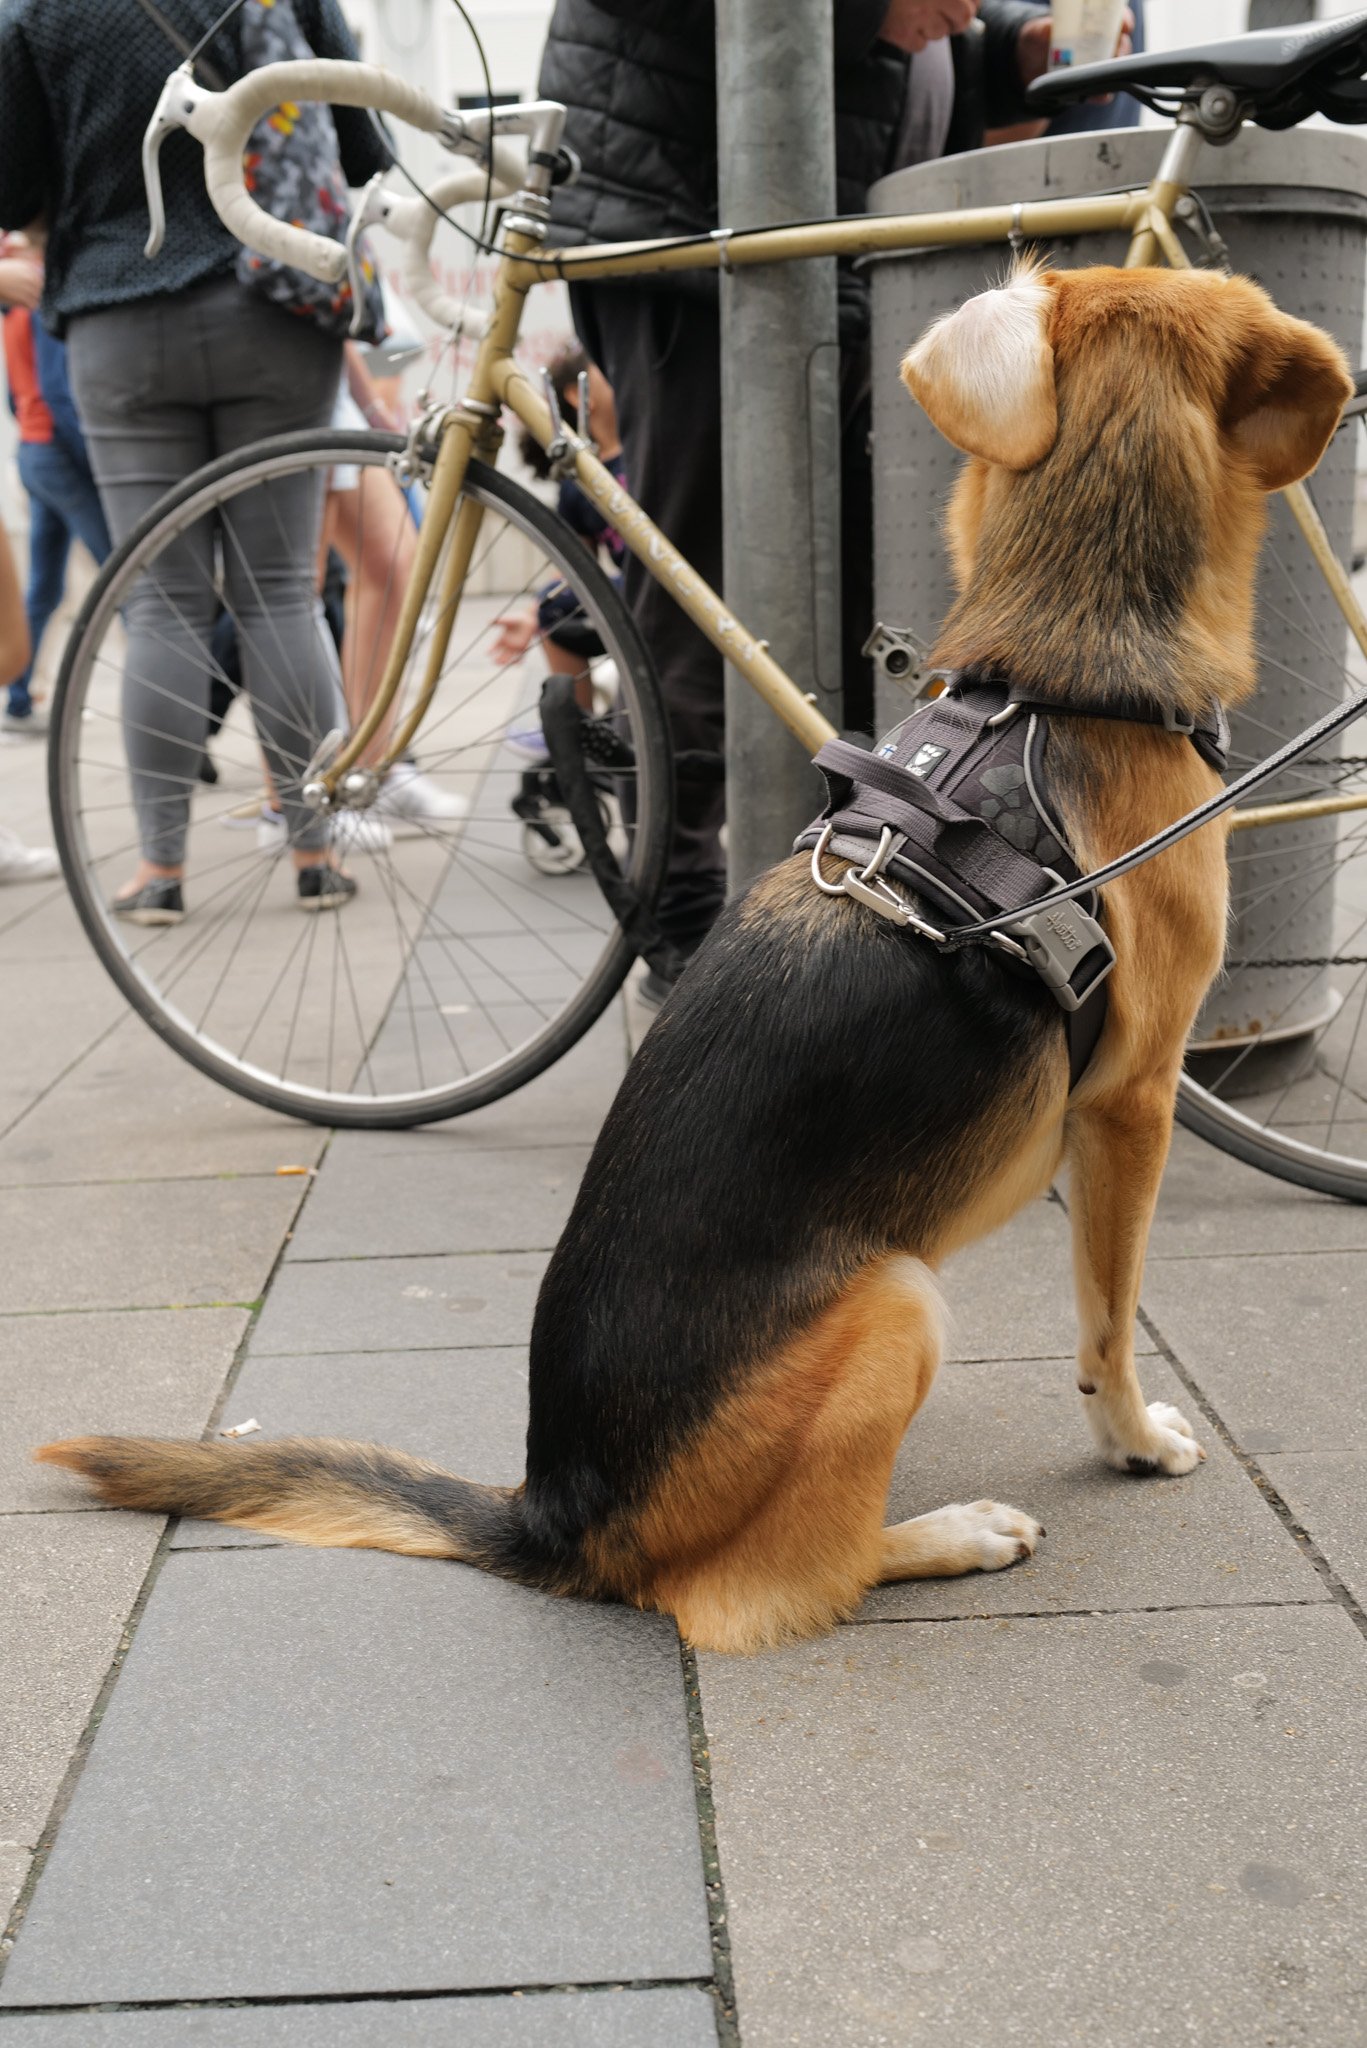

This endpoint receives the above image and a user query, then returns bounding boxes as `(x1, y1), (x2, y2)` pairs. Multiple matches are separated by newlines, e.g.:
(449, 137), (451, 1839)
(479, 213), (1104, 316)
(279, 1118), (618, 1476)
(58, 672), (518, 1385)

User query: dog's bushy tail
(35, 1435), (532, 1575)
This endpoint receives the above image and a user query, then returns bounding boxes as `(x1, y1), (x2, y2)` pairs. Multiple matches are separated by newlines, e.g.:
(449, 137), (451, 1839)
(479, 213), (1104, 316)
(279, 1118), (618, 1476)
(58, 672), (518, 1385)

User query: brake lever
(341, 173), (385, 337)
(142, 67), (212, 259)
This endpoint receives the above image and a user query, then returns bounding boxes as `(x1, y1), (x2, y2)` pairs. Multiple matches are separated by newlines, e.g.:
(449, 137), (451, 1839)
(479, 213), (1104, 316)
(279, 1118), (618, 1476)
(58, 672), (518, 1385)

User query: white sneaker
(0, 826), (60, 883)
(373, 761), (469, 834)
(256, 805), (394, 856)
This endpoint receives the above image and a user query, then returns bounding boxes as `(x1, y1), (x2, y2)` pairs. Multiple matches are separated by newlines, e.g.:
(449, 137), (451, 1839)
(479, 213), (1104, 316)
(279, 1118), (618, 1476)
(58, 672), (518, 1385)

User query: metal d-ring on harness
(796, 670), (1234, 1086)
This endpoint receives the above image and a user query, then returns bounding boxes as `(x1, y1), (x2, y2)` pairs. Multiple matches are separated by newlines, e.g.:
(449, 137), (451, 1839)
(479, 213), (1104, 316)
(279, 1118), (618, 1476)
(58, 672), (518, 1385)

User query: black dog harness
(795, 671), (1230, 1087)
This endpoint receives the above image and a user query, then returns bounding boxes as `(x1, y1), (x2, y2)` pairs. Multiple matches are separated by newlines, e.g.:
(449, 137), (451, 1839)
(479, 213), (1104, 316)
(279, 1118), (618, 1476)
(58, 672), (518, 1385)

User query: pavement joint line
(0, 1172), (315, 1191)
(1135, 1299), (1367, 1647)
(0, 1144), (329, 1985)
(679, 1642), (738, 2048)
(284, 1247), (562, 1263)
(0, 1303), (263, 1320)
(0, 1006), (132, 1149)
(850, 1597), (1331, 1626)
(0, 1977), (718, 2018)
(0, 1974), (721, 2023)
(1145, 1244), (1367, 1262)
(0, 1508), (188, 1984)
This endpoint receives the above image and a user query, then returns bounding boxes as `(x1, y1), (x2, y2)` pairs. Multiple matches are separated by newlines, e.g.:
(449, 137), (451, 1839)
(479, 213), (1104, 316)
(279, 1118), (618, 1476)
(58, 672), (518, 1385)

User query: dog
(38, 264), (1350, 1654)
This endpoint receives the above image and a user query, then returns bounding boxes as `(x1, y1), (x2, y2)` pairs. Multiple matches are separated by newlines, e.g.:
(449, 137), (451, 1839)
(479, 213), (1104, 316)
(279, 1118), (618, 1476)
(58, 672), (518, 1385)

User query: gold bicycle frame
(327, 112), (1367, 838)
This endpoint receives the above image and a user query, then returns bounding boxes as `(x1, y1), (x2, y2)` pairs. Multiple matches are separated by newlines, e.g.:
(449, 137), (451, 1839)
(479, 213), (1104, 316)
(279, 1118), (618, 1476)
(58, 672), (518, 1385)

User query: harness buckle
(1161, 703), (1197, 737)
(1009, 876), (1116, 1013)
(809, 824), (947, 942)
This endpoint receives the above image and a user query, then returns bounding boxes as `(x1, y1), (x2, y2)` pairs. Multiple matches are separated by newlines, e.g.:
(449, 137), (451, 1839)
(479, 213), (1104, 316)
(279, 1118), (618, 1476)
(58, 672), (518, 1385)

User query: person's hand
(880, 0), (979, 55)
(490, 609), (539, 666)
(0, 256), (41, 311)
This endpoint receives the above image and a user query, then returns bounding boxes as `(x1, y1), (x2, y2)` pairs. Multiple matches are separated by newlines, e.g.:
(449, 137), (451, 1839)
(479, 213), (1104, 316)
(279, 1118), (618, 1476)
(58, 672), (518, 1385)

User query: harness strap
(815, 738), (1051, 912)
(998, 692), (1231, 772)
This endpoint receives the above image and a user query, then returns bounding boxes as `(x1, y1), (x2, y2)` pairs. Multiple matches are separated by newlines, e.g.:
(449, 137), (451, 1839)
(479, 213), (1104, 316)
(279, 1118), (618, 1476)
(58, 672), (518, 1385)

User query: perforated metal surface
(869, 126), (1367, 1040)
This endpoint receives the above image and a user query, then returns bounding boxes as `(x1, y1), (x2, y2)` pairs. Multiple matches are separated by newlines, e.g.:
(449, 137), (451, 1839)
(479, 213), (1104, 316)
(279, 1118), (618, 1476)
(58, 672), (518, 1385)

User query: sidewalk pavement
(3, 715), (1367, 2047)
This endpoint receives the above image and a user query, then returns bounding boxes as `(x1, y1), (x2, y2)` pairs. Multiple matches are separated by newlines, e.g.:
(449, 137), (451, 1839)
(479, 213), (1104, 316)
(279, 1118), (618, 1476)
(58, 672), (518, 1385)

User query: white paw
(942, 1499), (1044, 1572)
(1089, 1397), (1205, 1476)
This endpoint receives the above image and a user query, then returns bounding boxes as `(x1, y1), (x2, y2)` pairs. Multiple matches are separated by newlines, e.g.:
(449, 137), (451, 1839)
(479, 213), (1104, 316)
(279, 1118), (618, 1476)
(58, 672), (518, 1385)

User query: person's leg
(66, 299), (217, 887)
(44, 437), (113, 567)
(7, 457), (70, 722)
(570, 283), (728, 959)
(202, 288), (345, 862)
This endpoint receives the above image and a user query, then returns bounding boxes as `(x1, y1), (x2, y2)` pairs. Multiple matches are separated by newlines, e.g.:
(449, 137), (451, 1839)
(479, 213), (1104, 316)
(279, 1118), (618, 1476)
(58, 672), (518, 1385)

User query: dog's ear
(900, 264), (1057, 470)
(1221, 289), (1353, 492)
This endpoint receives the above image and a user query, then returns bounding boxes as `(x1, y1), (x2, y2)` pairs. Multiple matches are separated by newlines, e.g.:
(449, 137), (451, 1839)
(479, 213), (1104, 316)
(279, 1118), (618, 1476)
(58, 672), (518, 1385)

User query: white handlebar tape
(189, 60), (448, 285)
(381, 149), (524, 331)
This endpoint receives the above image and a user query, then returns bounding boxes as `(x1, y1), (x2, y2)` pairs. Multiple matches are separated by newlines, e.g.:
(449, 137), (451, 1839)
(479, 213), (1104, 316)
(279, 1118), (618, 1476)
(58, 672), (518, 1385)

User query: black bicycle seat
(1025, 10), (1367, 128)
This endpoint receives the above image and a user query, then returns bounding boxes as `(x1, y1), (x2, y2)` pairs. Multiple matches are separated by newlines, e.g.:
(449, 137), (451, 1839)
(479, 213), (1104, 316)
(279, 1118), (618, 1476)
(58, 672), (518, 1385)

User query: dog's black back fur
(522, 873), (1063, 1559)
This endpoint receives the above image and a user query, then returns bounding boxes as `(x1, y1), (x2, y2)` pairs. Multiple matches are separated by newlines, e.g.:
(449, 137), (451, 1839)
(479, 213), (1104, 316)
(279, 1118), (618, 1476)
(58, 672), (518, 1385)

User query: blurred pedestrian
(0, 231), (111, 737)
(0, 0), (392, 924)
(538, 0), (1057, 1001)
(0, 516), (59, 880)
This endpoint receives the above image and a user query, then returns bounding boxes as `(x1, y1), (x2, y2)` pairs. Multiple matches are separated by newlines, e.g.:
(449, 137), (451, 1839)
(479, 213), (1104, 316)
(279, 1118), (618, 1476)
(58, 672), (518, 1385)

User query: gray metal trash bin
(868, 126), (1367, 1054)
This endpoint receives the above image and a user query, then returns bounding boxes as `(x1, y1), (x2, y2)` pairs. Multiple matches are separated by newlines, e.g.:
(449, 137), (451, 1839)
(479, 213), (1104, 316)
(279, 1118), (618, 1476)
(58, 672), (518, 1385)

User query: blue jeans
(8, 437), (112, 714)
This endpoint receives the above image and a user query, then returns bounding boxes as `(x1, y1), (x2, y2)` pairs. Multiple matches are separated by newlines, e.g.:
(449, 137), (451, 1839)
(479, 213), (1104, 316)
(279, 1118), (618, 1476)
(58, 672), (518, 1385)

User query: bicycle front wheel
(50, 433), (671, 1127)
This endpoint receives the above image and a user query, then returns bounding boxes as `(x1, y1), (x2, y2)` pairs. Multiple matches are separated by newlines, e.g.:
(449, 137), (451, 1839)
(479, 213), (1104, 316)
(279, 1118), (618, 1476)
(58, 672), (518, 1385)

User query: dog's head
(899, 263), (1353, 704)
(901, 259), (1349, 491)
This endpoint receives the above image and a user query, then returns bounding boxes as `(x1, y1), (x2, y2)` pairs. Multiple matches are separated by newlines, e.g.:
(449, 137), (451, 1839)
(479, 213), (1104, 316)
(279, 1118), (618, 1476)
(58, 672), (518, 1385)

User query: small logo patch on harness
(903, 741), (948, 777)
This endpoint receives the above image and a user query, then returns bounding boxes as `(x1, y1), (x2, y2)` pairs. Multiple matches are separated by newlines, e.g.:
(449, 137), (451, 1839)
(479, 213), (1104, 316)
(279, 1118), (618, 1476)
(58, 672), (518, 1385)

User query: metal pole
(716, 0), (843, 893)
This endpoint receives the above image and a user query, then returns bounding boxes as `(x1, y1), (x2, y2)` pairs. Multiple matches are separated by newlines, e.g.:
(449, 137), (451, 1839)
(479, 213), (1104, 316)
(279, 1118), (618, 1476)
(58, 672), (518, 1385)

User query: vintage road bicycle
(42, 13), (1367, 1200)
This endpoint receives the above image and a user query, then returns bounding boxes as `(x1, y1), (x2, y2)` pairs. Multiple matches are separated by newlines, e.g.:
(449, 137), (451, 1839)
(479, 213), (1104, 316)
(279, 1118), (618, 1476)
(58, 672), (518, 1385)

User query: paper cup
(1048, 0), (1126, 71)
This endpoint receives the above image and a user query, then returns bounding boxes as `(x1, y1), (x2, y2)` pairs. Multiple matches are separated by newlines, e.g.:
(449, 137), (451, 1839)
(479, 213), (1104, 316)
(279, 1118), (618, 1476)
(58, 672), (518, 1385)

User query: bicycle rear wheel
(49, 433), (672, 1128)
(1176, 409), (1367, 1199)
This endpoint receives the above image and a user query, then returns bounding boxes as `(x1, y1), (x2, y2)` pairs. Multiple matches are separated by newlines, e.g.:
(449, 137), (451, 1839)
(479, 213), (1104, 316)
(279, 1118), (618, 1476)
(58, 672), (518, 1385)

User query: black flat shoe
(111, 878), (185, 926)
(297, 864), (357, 912)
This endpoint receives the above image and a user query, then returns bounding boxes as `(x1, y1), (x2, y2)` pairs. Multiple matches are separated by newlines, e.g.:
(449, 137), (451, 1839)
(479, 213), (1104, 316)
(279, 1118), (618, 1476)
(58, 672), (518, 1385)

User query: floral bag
(135, 0), (387, 342)
(235, 0), (387, 342)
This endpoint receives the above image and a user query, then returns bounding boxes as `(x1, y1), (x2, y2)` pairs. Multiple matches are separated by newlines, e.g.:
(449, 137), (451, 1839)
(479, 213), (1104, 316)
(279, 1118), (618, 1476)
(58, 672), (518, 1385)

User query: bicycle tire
(1175, 1074), (1367, 1199)
(49, 433), (673, 1129)
(1174, 399), (1367, 1201)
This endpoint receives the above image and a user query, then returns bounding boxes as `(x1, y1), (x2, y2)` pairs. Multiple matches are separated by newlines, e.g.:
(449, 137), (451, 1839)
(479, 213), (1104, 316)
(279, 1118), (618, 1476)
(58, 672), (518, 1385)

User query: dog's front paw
(1088, 1397), (1205, 1476)
(945, 1499), (1044, 1571)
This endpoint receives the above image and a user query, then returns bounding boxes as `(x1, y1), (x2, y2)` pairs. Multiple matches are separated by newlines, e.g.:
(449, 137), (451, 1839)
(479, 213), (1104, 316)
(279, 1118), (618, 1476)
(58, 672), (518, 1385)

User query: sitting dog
(39, 265), (1350, 1653)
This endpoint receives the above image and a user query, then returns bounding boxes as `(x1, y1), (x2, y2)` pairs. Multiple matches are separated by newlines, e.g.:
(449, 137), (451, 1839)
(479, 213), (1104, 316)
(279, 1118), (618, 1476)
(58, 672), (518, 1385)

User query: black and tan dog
(39, 265), (1350, 1653)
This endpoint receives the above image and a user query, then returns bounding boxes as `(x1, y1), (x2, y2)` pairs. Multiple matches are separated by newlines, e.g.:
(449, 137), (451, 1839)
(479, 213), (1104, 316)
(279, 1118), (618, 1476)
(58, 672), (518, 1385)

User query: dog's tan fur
(39, 267), (1351, 1653)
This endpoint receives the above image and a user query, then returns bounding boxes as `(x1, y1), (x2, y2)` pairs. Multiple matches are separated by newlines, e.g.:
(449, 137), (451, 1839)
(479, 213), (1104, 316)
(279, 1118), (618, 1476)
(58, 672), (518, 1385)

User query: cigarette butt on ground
(220, 1419), (261, 1438)
(275, 1165), (315, 1176)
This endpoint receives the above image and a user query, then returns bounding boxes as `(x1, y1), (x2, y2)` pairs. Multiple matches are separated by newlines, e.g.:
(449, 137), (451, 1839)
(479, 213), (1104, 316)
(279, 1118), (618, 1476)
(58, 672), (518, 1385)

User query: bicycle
(44, 13), (1367, 1203)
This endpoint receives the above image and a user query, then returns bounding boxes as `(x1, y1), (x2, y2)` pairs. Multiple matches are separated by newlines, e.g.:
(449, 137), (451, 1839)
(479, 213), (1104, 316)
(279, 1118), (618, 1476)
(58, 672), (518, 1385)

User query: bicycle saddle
(1025, 10), (1367, 128)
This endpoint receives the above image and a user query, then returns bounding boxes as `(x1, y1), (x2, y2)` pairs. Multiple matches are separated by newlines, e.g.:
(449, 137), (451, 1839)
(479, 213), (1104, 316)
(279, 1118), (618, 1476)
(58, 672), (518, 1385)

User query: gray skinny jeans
(67, 275), (344, 864)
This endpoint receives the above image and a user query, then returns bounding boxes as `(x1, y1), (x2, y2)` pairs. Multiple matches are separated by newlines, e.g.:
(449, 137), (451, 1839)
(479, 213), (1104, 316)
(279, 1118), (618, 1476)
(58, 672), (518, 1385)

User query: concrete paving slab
(0, 1179), (305, 1315)
(248, 1252), (549, 1355)
(0, 1513), (161, 1844)
(0, 1024), (329, 1187)
(940, 1199), (1154, 1360)
(0, 1549), (711, 2005)
(0, 964), (125, 1102)
(860, 1356), (1323, 1622)
(170, 1346), (530, 1547)
(1141, 1248), (1367, 1452)
(1148, 1127), (1367, 1259)
(1261, 1451), (1367, 1608)
(0, 1990), (718, 2045)
(323, 1008), (627, 1157)
(283, 1146), (591, 1262)
(0, 890), (89, 966)
(1, 1306), (248, 1514)
(700, 1604), (1367, 2048)
(1, 1843), (27, 1931)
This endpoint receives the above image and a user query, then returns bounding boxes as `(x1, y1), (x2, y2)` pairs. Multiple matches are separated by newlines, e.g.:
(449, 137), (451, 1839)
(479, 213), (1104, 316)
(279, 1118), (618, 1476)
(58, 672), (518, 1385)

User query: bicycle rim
(1179, 418), (1367, 1199)
(50, 436), (671, 1128)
